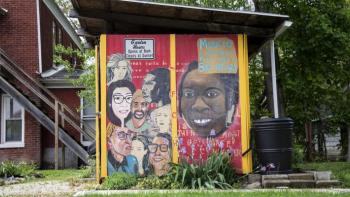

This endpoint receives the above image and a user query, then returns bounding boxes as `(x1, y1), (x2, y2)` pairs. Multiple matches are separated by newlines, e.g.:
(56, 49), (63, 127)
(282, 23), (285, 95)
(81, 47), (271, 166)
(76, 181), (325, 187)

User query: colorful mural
(100, 34), (251, 178)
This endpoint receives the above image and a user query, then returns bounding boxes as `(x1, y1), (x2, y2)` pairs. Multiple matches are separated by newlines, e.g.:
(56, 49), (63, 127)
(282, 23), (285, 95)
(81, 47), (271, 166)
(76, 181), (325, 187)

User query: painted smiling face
(180, 69), (227, 137)
(131, 94), (148, 128)
(148, 136), (170, 176)
(112, 87), (133, 122)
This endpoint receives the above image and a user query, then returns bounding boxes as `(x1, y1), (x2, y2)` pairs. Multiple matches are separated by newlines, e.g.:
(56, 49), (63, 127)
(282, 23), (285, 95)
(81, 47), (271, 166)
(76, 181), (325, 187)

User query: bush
(101, 172), (137, 190)
(167, 152), (238, 189)
(136, 175), (181, 189)
(0, 161), (38, 178)
(292, 144), (304, 166)
(80, 157), (96, 178)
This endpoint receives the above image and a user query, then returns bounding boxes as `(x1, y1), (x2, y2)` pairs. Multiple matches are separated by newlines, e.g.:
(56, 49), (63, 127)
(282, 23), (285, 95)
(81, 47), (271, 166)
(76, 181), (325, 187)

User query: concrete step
(316, 180), (341, 188)
(262, 180), (290, 188)
(262, 174), (288, 181)
(289, 180), (315, 188)
(288, 173), (314, 180)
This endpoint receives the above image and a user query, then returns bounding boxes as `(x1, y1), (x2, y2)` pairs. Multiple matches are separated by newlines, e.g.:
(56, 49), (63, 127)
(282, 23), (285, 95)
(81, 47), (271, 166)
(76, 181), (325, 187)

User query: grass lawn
(298, 162), (350, 187)
(82, 191), (350, 197)
(30, 169), (87, 182)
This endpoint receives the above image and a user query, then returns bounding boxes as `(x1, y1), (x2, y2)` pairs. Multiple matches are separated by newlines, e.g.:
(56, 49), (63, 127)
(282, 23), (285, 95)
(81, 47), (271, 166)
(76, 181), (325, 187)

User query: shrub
(80, 157), (96, 178)
(167, 152), (238, 189)
(136, 175), (181, 189)
(101, 172), (137, 190)
(0, 161), (38, 178)
(292, 144), (304, 166)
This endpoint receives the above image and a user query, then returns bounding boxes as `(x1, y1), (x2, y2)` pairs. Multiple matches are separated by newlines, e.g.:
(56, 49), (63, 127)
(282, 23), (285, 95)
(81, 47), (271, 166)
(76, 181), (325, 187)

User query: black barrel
(252, 117), (293, 174)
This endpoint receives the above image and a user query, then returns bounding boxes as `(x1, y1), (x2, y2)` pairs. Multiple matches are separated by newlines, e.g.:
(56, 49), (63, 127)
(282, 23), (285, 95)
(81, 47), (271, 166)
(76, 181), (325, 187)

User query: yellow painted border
(238, 34), (252, 174)
(100, 35), (108, 178)
(170, 34), (179, 163)
(95, 45), (101, 182)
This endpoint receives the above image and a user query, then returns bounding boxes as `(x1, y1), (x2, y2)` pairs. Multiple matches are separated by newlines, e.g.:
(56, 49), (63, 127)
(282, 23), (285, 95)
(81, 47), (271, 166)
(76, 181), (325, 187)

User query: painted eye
(206, 89), (220, 98)
(125, 96), (133, 103)
(183, 90), (195, 98)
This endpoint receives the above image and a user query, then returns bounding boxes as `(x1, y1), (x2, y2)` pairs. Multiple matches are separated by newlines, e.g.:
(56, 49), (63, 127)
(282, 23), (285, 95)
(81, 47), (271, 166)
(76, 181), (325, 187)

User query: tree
(255, 0), (350, 160)
(54, 44), (96, 107)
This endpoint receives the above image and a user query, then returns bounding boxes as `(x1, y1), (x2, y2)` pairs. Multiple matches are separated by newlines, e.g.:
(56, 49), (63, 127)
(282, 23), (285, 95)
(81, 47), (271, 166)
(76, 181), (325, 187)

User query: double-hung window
(0, 95), (25, 148)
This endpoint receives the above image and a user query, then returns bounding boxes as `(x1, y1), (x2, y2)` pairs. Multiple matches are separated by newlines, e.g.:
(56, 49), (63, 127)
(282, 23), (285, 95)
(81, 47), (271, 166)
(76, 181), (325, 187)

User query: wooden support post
(55, 101), (59, 170)
(61, 144), (65, 169)
(61, 105), (65, 127)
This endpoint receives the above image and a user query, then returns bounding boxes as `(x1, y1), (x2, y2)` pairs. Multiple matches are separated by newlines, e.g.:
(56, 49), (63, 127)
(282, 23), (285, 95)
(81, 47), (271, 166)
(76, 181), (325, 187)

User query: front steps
(245, 171), (341, 188)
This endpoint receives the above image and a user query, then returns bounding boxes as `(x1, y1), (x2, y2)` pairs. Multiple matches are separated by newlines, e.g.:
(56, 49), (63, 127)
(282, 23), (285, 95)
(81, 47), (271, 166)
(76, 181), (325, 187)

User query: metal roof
(70, 0), (291, 55)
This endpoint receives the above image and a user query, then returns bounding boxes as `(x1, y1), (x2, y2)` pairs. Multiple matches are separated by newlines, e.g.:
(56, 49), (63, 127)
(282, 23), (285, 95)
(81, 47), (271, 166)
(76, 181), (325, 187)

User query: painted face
(113, 60), (129, 81)
(181, 69), (227, 137)
(155, 110), (170, 133)
(110, 127), (134, 156)
(131, 96), (148, 125)
(131, 139), (147, 163)
(142, 74), (156, 103)
(111, 87), (132, 121)
(148, 136), (170, 175)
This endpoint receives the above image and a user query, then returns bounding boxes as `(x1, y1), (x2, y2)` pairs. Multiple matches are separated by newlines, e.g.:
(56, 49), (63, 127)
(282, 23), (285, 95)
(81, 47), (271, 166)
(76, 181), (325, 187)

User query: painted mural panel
(102, 34), (247, 177)
(176, 35), (243, 172)
(105, 35), (172, 177)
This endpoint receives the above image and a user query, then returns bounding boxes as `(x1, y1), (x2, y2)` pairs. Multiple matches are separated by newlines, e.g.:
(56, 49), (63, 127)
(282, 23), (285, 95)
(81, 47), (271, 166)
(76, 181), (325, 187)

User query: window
(1, 95), (25, 148)
(80, 99), (96, 146)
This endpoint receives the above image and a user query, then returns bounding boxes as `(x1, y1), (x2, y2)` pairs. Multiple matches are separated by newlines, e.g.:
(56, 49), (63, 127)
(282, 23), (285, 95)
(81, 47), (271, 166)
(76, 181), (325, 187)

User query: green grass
(299, 162), (350, 187)
(34, 169), (87, 182)
(83, 191), (350, 197)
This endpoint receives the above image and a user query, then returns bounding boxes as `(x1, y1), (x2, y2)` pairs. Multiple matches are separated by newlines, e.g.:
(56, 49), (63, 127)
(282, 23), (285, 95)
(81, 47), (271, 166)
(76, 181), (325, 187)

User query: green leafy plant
(0, 161), (38, 178)
(80, 157), (96, 178)
(100, 172), (137, 190)
(136, 175), (181, 189)
(167, 152), (238, 189)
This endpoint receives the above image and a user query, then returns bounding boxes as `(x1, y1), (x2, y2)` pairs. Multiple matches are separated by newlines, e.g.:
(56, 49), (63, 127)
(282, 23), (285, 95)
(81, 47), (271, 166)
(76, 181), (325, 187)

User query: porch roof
(70, 0), (291, 55)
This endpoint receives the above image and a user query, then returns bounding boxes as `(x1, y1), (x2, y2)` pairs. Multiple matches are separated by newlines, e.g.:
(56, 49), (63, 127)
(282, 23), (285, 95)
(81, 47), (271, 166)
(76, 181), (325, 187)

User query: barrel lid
(253, 117), (293, 124)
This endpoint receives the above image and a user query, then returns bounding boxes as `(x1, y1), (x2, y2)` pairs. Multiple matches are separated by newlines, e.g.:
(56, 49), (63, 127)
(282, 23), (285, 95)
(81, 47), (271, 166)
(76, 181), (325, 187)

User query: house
(0, 0), (94, 168)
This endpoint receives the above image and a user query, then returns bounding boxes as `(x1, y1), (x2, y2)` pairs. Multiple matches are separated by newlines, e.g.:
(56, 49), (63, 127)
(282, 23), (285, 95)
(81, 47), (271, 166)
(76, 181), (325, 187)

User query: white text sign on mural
(125, 39), (155, 59)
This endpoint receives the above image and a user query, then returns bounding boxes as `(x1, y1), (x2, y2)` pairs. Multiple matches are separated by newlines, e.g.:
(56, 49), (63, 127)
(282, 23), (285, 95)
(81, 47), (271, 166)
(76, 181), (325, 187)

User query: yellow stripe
(95, 45), (101, 182)
(100, 35), (108, 178)
(170, 34), (179, 163)
(238, 34), (252, 174)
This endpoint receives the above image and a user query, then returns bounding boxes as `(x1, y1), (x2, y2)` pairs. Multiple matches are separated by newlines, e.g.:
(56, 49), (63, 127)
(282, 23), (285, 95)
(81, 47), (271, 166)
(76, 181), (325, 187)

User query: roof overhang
(43, 0), (83, 50)
(71, 0), (291, 56)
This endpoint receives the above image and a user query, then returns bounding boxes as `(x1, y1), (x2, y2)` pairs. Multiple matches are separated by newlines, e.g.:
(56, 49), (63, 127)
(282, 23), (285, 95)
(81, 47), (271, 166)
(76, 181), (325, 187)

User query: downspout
(36, 0), (43, 73)
(271, 21), (293, 118)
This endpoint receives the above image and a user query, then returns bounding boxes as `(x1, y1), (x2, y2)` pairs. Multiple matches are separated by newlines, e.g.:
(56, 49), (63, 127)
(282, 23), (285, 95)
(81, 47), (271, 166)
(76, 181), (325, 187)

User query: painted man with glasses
(107, 124), (138, 175)
(148, 133), (172, 176)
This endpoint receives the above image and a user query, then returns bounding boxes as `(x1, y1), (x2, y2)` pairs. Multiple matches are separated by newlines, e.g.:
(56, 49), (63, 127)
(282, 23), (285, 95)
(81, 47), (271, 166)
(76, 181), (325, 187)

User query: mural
(105, 35), (172, 177)
(103, 34), (246, 177)
(176, 35), (242, 172)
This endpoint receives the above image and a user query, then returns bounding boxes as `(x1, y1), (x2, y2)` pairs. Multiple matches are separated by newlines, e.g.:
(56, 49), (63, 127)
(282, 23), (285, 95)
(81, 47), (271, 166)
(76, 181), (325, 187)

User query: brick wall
(0, 0), (42, 165)
(40, 0), (79, 72)
(42, 88), (82, 148)
(0, 0), (82, 166)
